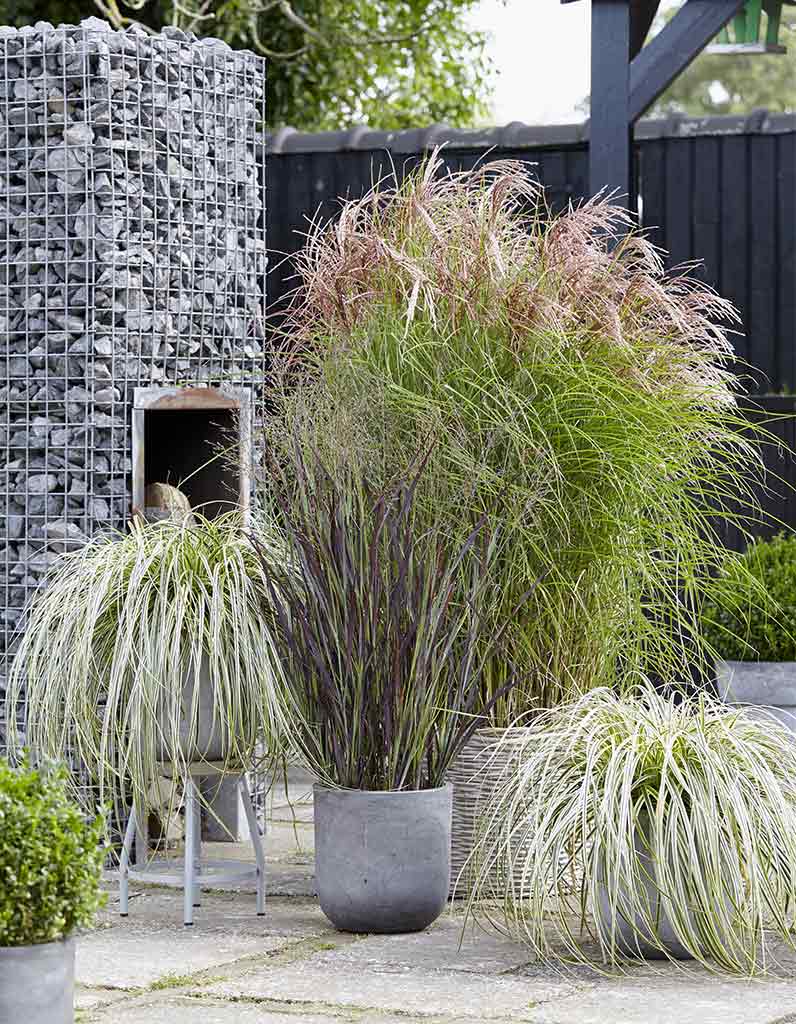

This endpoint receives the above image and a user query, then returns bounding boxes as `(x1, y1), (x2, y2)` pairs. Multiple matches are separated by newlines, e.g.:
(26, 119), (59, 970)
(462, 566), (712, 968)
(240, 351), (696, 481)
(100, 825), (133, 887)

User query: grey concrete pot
(0, 936), (74, 1024)
(716, 659), (796, 733)
(595, 835), (695, 961)
(154, 655), (232, 762)
(314, 784), (452, 933)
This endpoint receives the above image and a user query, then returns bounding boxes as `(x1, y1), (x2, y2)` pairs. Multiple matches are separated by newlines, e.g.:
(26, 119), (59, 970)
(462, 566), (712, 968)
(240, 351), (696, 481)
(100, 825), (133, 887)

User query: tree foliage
(651, 10), (796, 116)
(3, 0), (492, 131)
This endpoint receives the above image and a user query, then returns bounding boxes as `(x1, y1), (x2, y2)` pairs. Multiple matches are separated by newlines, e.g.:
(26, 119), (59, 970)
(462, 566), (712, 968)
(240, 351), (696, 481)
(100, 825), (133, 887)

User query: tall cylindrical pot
(447, 728), (530, 897)
(314, 784), (452, 933)
(0, 937), (74, 1024)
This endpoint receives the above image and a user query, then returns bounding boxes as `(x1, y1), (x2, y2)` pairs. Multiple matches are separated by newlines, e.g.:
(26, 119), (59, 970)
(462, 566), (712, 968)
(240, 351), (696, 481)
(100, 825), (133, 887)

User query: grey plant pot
(154, 655), (232, 762)
(314, 784), (452, 933)
(716, 659), (796, 733)
(0, 937), (74, 1024)
(595, 836), (695, 961)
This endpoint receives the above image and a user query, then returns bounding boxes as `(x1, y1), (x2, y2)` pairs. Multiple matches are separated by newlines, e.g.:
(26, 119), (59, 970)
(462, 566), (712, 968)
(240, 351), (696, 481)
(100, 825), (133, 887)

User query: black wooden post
(564, 0), (747, 210)
(589, 0), (634, 208)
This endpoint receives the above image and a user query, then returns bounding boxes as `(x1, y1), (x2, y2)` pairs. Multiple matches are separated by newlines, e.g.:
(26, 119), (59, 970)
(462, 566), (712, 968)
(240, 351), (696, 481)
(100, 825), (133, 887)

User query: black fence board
(776, 133), (796, 392)
(719, 135), (750, 370)
(748, 136), (779, 389)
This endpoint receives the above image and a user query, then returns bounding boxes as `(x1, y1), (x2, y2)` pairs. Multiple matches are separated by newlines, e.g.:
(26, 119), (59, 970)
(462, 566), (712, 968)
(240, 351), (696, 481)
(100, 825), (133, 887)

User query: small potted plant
(703, 532), (796, 730)
(467, 687), (796, 973)
(0, 758), (105, 1024)
(255, 448), (534, 934)
(5, 511), (289, 814)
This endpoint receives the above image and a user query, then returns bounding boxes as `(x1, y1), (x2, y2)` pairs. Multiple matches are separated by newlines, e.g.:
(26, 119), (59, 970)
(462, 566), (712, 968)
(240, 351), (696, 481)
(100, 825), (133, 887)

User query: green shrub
(0, 759), (106, 946)
(702, 532), (796, 662)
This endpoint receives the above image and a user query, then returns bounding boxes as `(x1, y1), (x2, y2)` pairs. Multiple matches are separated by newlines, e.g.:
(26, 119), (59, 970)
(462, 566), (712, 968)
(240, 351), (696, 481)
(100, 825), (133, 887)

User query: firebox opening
(143, 408), (241, 521)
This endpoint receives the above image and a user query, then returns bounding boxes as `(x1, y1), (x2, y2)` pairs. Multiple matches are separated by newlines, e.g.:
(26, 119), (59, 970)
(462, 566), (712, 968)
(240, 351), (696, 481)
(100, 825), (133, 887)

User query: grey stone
(6, 515), (24, 540)
(27, 473), (58, 493)
(88, 498), (111, 520)
(43, 520), (87, 548)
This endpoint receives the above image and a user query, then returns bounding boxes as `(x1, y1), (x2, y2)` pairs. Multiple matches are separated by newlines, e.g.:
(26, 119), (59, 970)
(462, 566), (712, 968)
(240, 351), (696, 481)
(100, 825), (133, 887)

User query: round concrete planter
(154, 656), (232, 762)
(595, 836), (695, 961)
(314, 784), (452, 933)
(0, 936), (74, 1024)
(716, 659), (796, 733)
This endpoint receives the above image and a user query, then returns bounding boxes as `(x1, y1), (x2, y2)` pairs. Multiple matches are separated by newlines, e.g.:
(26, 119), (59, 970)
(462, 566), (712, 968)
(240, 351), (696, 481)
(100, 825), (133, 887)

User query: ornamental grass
(263, 153), (761, 722)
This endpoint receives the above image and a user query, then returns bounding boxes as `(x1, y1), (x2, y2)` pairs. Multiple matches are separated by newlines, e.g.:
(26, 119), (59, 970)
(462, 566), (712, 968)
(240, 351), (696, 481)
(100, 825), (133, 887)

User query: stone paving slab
(85, 993), (462, 1024)
(78, 891), (337, 989)
(76, 924), (293, 989)
(201, 958), (577, 1020)
(530, 975), (796, 1024)
(75, 986), (132, 1011)
(297, 915), (533, 975)
(76, 823), (796, 1024)
(84, 995), (344, 1023)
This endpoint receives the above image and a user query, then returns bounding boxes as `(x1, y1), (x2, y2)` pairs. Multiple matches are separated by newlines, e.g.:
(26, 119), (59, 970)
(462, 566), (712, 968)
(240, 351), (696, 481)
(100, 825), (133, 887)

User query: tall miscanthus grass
(466, 687), (796, 974)
(5, 511), (289, 813)
(252, 445), (538, 792)
(262, 153), (763, 720)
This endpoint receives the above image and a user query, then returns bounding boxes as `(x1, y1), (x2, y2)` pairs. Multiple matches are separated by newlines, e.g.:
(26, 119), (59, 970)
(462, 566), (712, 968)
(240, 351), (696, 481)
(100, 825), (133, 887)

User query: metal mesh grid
(0, 19), (267, 780)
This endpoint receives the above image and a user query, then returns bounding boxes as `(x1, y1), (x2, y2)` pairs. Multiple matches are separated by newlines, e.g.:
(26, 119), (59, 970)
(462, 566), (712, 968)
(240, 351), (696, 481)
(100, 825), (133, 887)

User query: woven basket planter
(447, 727), (530, 898)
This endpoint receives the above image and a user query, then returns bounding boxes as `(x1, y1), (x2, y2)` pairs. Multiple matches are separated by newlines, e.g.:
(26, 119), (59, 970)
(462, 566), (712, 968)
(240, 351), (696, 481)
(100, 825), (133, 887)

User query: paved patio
(75, 776), (796, 1024)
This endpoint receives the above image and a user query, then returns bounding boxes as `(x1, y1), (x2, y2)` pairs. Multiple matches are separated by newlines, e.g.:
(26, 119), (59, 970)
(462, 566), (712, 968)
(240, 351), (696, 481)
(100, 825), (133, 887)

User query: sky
(470, 0), (678, 126)
(470, 0), (591, 126)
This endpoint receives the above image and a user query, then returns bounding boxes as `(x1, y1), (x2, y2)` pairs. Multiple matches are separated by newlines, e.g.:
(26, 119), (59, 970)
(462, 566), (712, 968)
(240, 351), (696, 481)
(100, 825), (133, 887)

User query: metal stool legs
(183, 776), (196, 926)
(119, 805), (137, 917)
(117, 770), (266, 926)
(240, 775), (266, 916)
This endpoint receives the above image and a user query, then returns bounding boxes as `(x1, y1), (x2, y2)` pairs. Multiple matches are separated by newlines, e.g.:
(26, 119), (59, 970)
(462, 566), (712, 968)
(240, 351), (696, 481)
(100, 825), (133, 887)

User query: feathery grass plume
(262, 152), (763, 721)
(465, 687), (796, 974)
(5, 511), (289, 816)
(252, 445), (540, 791)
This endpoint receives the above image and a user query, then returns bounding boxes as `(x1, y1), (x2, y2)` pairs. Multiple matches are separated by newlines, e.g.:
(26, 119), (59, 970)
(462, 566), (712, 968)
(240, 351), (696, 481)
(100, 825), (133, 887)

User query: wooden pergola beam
(629, 0), (746, 119)
(561, 0), (749, 206)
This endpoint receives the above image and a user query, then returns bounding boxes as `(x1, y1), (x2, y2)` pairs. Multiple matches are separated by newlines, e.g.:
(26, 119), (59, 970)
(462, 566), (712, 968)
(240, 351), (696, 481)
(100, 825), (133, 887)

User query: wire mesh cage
(0, 19), (268, 819)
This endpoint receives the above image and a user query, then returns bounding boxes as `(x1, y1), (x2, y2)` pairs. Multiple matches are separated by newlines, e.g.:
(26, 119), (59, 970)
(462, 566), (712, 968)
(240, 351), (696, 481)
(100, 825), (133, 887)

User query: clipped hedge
(0, 759), (105, 947)
(703, 532), (796, 662)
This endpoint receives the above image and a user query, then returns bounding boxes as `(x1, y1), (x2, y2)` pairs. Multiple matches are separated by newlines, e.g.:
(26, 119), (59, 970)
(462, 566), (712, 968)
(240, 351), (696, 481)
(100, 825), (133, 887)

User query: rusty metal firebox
(132, 386), (253, 523)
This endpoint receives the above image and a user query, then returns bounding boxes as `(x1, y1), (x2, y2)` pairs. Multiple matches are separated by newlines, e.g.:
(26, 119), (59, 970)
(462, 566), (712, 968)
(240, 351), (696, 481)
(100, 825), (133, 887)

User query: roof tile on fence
(267, 112), (796, 154)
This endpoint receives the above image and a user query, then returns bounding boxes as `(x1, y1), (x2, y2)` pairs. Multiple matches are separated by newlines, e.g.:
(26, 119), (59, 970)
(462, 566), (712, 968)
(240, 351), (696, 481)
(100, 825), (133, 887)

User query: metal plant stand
(118, 764), (266, 927)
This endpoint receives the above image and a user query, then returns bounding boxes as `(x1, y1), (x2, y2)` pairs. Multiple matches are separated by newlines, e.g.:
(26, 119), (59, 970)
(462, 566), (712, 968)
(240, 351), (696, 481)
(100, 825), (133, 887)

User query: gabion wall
(0, 18), (267, 732)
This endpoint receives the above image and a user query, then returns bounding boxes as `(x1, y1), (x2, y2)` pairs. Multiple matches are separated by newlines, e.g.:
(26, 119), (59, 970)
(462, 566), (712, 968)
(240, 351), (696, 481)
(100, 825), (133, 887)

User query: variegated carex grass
(5, 511), (289, 815)
(264, 152), (763, 724)
(466, 687), (796, 974)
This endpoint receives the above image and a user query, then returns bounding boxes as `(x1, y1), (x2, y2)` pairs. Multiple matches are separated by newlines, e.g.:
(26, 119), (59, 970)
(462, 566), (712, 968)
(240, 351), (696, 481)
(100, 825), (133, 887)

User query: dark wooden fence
(265, 114), (796, 547)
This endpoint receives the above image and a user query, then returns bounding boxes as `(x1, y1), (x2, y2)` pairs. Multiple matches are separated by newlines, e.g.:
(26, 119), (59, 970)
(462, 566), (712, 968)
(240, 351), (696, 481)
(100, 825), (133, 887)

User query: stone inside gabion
(0, 18), (267, 743)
